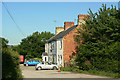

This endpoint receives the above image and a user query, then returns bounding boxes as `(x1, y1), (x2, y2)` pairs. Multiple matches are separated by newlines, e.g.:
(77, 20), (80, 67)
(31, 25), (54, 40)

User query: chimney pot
(78, 14), (89, 25)
(64, 22), (74, 30)
(56, 27), (64, 34)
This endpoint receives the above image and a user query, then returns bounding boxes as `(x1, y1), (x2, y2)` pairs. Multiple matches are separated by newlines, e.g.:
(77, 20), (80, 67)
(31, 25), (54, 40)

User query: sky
(2, 2), (119, 45)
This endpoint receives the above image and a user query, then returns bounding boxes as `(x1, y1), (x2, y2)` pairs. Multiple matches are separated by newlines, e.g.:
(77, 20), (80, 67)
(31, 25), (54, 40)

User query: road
(20, 64), (109, 78)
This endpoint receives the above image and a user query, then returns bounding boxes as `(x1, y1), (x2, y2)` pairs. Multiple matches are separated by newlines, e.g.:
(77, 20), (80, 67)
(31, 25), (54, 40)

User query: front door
(45, 57), (46, 62)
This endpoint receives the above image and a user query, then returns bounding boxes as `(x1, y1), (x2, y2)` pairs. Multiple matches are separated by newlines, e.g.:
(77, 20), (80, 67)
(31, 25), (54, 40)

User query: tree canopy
(13, 31), (54, 59)
(0, 37), (8, 48)
(74, 4), (120, 76)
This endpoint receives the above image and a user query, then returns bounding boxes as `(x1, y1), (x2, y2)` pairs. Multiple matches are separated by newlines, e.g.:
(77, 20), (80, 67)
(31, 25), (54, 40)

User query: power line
(2, 2), (25, 37)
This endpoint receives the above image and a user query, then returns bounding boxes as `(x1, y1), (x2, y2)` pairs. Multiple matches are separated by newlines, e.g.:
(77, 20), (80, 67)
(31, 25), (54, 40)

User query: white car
(35, 62), (59, 70)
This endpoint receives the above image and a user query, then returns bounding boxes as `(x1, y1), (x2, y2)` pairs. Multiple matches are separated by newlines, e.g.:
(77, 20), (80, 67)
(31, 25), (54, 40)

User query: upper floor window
(52, 42), (54, 49)
(51, 43), (52, 49)
(60, 41), (62, 49)
(50, 42), (54, 50)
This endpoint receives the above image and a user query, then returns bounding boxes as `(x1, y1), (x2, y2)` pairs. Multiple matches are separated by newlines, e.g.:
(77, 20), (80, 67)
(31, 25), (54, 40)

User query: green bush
(32, 57), (42, 62)
(76, 42), (119, 73)
(60, 67), (73, 71)
(2, 48), (23, 80)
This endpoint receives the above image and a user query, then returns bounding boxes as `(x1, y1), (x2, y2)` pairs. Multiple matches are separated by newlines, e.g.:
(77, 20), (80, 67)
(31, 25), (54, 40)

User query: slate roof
(46, 25), (78, 43)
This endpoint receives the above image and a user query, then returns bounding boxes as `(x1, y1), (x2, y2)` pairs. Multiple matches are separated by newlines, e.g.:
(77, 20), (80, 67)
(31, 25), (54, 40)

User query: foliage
(32, 57), (42, 62)
(60, 67), (73, 72)
(61, 67), (119, 78)
(74, 4), (120, 78)
(70, 56), (79, 69)
(13, 31), (54, 59)
(0, 37), (8, 48)
(1, 37), (22, 79)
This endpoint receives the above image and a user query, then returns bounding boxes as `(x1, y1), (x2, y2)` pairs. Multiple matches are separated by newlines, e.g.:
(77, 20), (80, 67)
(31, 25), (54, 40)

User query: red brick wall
(63, 26), (81, 67)
(62, 15), (89, 67)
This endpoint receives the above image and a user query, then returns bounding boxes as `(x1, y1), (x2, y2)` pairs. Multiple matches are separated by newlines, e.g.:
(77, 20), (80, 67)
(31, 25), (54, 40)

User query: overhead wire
(2, 2), (25, 37)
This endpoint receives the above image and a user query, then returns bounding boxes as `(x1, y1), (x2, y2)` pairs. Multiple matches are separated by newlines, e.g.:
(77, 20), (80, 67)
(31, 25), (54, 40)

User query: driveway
(20, 64), (109, 78)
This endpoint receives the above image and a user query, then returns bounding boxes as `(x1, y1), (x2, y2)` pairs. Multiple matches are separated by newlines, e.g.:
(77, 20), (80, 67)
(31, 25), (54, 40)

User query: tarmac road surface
(20, 64), (109, 78)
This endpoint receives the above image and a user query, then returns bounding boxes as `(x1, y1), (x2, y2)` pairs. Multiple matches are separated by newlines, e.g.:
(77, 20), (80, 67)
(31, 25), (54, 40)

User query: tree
(74, 4), (120, 75)
(1, 37), (22, 79)
(13, 31), (54, 59)
(0, 37), (8, 48)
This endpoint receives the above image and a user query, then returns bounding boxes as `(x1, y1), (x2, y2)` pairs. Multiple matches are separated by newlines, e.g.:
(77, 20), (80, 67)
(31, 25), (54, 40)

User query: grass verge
(60, 67), (120, 78)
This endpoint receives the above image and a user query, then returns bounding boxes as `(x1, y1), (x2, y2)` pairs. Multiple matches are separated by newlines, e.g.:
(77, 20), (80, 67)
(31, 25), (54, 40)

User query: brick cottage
(44, 15), (88, 67)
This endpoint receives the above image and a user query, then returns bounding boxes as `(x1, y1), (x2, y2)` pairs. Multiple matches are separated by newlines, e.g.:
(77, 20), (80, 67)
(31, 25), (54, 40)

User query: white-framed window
(52, 42), (54, 49)
(60, 40), (62, 49)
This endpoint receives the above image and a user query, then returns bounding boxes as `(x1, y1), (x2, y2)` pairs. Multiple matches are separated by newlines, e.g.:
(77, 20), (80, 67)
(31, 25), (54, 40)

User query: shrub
(60, 67), (73, 71)
(2, 48), (23, 79)
(32, 58), (42, 62)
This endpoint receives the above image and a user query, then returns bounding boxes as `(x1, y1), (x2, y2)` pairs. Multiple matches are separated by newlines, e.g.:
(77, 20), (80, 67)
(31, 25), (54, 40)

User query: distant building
(118, 1), (120, 9)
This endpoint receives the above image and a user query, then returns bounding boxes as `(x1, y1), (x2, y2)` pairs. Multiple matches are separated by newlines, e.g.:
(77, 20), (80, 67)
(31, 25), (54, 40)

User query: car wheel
(26, 64), (28, 66)
(53, 66), (57, 70)
(38, 66), (42, 70)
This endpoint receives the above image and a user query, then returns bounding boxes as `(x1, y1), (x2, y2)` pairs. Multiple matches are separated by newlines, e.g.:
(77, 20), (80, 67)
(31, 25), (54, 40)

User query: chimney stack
(56, 27), (64, 34)
(64, 22), (74, 30)
(78, 15), (89, 26)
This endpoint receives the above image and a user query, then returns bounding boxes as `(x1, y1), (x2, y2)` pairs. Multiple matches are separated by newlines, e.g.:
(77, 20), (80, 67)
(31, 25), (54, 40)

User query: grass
(86, 69), (119, 78)
(60, 67), (120, 78)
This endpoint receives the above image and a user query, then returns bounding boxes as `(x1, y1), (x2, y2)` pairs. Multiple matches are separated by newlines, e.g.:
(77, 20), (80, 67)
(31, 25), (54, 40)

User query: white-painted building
(42, 52), (48, 62)
(45, 37), (63, 66)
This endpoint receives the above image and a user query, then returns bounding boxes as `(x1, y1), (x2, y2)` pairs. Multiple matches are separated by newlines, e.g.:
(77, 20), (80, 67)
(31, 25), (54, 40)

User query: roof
(46, 25), (78, 43)
(42, 52), (48, 56)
